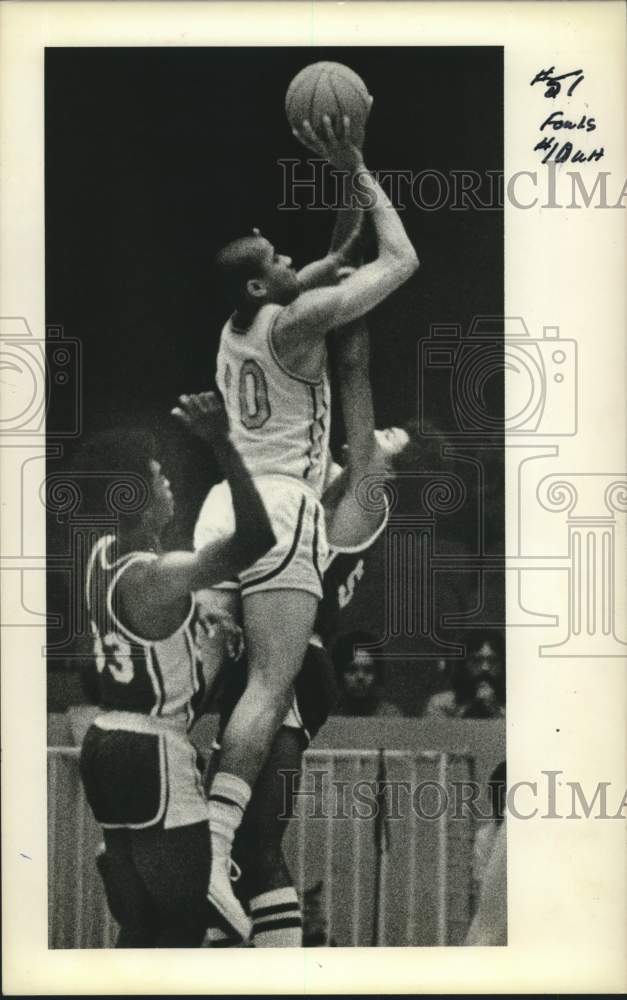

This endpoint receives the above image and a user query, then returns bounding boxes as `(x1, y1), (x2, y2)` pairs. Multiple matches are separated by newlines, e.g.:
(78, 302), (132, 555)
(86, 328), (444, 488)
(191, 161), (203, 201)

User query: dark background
(45, 47), (504, 712)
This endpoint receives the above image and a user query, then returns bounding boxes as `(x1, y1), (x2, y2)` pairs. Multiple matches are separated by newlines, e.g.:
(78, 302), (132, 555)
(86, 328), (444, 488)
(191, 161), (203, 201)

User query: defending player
(204, 316), (410, 946)
(77, 393), (275, 947)
(195, 115), (419, 939)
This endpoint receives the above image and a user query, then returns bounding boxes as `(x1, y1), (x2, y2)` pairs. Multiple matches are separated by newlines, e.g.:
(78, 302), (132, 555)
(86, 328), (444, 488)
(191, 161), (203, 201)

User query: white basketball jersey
(216, 304), (331, 496)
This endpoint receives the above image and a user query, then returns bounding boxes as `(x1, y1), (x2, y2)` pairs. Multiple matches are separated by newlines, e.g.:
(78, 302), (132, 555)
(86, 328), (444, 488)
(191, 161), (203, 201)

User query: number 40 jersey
(216, 303), (331, 497)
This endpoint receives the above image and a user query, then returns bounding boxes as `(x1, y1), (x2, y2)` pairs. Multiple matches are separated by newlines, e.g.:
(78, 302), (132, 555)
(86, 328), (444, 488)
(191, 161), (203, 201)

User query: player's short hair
(331, 630), (383, 682)
(70, 427), (158, 530)
(214, 235), (268, 308)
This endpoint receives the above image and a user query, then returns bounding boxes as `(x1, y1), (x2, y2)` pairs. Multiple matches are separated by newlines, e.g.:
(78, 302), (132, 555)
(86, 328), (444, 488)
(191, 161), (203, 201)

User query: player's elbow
(394, 245), (420, 279)
(408, 247), (420, 273)
(382, 243), (419, 282)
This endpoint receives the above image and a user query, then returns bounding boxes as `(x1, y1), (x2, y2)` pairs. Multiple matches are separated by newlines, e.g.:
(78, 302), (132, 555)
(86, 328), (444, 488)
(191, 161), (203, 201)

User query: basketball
(286, 62), (371, 149)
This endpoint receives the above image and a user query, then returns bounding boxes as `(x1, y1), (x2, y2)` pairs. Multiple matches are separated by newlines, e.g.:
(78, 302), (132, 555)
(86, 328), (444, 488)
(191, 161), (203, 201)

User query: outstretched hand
(198, 605), (245, 661)
(171, 391), (230, 446)
(293, 114), (365, 172)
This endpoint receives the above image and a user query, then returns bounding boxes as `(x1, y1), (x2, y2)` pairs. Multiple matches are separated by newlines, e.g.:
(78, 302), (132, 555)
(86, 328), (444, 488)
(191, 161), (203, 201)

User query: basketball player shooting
(203, 313), (410, 947)
(195, 108), (419, 939)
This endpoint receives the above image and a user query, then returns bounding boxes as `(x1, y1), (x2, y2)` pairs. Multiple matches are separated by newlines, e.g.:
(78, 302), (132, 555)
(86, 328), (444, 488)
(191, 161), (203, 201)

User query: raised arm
(330, 320), (377, 485)
(295, 106), (368, 292)
(322, 320), (390, 548)
(124, 394), (275, 616)
(275, 116), (419, 345)
(296, 211), (364, 291)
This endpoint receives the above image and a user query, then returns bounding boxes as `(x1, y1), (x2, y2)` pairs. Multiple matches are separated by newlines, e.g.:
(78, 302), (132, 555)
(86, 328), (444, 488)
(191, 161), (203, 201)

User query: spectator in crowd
(331, 631), (402, 718)
(424, 630), (505, 719)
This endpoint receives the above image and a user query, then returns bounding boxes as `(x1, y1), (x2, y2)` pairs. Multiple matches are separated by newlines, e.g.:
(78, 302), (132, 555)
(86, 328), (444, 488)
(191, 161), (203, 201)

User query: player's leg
(131, 821), (213, 947)
(234, 725), (306, 947)
(99, 829), (159, 947)
(228, 642), (337, 947)
(80, 724), (163, 946)
(220, 589), (317, 783)
(206, 587), (317, 937)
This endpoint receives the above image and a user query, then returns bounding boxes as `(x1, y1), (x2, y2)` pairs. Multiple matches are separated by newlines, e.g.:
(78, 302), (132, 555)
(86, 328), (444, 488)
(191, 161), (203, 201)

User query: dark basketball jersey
(313, 507), (389, 648)
(85, 535), (206, 730)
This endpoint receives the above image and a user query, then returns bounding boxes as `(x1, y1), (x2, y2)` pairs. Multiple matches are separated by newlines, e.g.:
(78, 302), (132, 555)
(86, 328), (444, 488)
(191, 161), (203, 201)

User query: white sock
(250, 887), (303, 947)
(208, 771), (251, 858)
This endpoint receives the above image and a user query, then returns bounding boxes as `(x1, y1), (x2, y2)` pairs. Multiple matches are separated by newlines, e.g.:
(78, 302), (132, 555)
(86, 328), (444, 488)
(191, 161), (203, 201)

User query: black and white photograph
(1, 2), (625, 994)
(44, 44), (505, 950)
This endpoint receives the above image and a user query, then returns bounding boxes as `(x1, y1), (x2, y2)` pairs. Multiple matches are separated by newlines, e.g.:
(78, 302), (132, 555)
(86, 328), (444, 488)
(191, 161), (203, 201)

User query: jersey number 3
(95, 632), (134, 684)
(228, 360), (270, 430)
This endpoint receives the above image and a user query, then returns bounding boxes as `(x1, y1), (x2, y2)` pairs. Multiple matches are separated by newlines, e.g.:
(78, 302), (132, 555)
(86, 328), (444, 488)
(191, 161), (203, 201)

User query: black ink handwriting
(531, 67), (584, 99)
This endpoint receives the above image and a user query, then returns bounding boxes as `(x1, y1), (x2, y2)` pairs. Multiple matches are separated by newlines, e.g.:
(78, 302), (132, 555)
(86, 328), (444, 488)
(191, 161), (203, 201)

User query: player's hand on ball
(320, 114), (365, 170)
(171, 391), (230, 444)
(292, 119), (327, 157)
(294, 115), (364, 171)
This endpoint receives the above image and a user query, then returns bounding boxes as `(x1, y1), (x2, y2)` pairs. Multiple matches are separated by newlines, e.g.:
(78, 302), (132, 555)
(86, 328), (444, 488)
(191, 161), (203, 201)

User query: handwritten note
(530, 66), (605, 164)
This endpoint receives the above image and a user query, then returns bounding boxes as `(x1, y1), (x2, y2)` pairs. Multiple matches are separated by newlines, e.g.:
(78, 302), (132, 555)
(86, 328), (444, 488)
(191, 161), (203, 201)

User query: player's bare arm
(121, 393), (275, 636)
(331, 320), (380, 483)
(274, 116), (419, 349)
(296, 212), (364, 291)
(323, 320), (390, 547)
(295, 108), (367, 293)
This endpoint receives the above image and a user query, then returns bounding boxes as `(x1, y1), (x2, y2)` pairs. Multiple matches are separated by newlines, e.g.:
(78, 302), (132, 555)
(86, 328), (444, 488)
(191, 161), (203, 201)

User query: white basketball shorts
(193, 475), (328, 600)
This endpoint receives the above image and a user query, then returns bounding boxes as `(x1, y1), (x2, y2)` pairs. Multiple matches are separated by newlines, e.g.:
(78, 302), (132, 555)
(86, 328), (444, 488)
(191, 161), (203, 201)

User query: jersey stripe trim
(312, 503), (324, 587)
(149, 647), (167, 715)
(85, 535), (110, 614)
(304, 384), (328, 480)
(106, 552), (195, 648)
(303, 387), (317, 479)
(240, 495), (307, 592)
(184, 626), (195, 729)
(189, 650), (206, 722)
